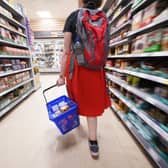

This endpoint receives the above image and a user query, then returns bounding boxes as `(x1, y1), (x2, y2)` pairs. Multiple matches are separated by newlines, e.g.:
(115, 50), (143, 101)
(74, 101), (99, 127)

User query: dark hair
(82, 0), (102, 9)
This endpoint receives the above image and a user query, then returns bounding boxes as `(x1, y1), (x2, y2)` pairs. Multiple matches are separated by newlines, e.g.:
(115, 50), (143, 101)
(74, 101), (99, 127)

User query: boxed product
(144, 29), (162, 52)
(141, 1), (158, 27)
(132, 10), (143, 30)
(132, 35), (147, 53)
(161, 28), (168, 51)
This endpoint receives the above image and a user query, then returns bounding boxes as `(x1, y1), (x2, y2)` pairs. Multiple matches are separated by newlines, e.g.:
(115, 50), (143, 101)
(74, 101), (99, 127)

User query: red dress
(65, 54), (111, 117)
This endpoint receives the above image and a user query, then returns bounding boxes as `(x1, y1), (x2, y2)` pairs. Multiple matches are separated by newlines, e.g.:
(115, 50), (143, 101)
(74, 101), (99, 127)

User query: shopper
(57, 0), (110, 158)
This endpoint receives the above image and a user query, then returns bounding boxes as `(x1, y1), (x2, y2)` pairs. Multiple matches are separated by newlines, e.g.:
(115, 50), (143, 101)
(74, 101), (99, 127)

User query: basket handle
(43, 84), (58, 104)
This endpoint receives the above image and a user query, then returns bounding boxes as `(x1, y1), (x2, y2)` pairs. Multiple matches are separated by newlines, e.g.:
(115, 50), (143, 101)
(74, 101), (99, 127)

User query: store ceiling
(13, 0), (78, 19)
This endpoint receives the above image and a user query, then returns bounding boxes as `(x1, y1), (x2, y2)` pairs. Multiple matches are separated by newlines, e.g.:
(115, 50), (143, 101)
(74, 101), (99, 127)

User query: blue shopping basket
(43, 84), (80, 135)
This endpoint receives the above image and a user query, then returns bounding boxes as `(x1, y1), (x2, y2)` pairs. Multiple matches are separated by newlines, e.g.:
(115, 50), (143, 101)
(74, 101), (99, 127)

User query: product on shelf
(144, 29), (162, 52)
(0, 71), (30, 92)
(132, 0), (168, 31)
(0, 46), (29, 55)
(132, 10), (143, 31)
(161, 28), (168, 51)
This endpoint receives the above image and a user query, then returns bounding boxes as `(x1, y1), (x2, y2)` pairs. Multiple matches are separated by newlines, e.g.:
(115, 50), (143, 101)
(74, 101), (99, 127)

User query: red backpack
(70, 8), (109, 78)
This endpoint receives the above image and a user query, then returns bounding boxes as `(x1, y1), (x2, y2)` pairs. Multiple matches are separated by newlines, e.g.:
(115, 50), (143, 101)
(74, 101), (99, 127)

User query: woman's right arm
(57, 32), (72, 86)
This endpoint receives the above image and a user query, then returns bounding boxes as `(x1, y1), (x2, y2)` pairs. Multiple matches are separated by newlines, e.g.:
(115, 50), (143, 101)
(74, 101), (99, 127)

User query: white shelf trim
(111, 105), (168, 168)
(110, 20), (132, 36)
(0, 88), (34, 117)
(109, 38), (129, 48)
(0, 68), (32, 77)
(105, 66), (168, 86)
(108, 51), (168, 58)
(106, 73), (168, 114)
(0, 12), (25, 29)
(0, 39), (28, 49)
(0, 78), (33, 97)
(127, 18), (168, 37)
(0, 55), (30, 59)
(110, 88), (168, 142)
(131, 0), (156, 15)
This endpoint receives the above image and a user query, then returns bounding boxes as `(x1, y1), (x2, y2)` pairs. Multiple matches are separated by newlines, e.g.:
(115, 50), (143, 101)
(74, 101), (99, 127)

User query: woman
(57, 0), (110, 158)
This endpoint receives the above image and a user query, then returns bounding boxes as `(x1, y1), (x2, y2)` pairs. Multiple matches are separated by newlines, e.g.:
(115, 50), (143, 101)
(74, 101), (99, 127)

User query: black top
(63, 10), (79, 43)
(63, 4), (97, 43)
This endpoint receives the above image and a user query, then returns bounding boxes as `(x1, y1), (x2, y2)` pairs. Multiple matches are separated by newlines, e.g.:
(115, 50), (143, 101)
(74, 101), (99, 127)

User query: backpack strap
(69, 52), (76, 80)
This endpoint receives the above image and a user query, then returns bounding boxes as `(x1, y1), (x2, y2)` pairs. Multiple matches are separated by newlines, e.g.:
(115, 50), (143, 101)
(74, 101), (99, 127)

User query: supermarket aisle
(0, 75), (154, 168)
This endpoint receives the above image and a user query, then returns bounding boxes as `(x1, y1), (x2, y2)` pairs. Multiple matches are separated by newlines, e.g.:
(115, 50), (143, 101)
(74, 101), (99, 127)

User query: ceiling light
(37, 11), (52, 18)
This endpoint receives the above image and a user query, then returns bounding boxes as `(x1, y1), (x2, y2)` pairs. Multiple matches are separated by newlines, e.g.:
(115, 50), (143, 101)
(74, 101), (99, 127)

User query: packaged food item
(161, 28), (168, 51)
(132, 35), (147, 53)
(141, 1), (158, 27)
(144, 29), (162, 52)
(132, 10), (143, 30)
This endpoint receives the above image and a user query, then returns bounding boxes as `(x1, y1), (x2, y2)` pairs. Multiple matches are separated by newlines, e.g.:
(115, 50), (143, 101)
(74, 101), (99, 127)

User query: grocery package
(144, 29), (162, 52)
(132, 35), (147, 53)
(132, 10), (143, 31)
(161, 28), (168, 51)
(0, 46), (29, 55)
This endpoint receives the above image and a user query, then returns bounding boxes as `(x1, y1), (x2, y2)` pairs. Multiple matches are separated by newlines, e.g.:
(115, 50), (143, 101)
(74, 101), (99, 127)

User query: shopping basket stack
(43, 84), (80, 135)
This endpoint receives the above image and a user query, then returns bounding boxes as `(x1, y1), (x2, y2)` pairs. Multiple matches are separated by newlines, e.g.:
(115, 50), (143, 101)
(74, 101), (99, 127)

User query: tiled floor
(0, 74), (154, 168)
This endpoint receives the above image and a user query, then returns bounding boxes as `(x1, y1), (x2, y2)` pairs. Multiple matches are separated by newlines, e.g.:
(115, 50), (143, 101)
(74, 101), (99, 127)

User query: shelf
(0, 78), (33, 97)
(127, 18), (168, 38)
(103, 0), (115, 12)
(0, 88), (34, 118)
(0, 0), (24, 18)
(108, 51), (168, 59)
(109, 2), (132, 25)
(0, 39), (28, 49)
(109, 38), (129, 48)
(111, 105), (168, 168)
(110, 20), (132, 36)
(131, 0), (156, 16)
(0, 68), (32, 77)
(0, 23), (26, 37)
(110, 88), (168, 142)
(109, 0), (127, 19)
(0, 55), (30, 59)
(105, 66), (168, 86)
(106, 73), (168, 114)
(0, 12), (25, 29)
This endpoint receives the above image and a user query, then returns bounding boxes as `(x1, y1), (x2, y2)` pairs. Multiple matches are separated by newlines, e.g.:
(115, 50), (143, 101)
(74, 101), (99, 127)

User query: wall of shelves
(104, 0), (168, 167)
(33, 38), (63, 73)
(0, 0), (35, 117)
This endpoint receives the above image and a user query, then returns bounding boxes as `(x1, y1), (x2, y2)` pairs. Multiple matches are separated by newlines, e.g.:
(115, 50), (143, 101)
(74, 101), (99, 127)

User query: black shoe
(88, 140), (99, 158)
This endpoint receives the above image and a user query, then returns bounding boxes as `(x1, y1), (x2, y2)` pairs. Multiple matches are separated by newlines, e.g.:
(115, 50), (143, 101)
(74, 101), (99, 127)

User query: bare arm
(57, 32), (72, 85)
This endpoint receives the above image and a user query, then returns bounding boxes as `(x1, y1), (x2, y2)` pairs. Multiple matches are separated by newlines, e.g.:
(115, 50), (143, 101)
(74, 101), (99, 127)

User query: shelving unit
(109, 88), (168, 142)
(104, 0), (168, 166)
(109, 38), (129, 48)
(109, 1), (132, 25)
(111, 105), (168, 168)
(106, 73), (168, 114)
(0, 39), (28, 49)
(0, 23), (27, 37)
(105, 66), (168, 85)
(0, 12), (26, 29)
(131, 0), (156, 15)
(127, 18), (168, 38)
(110, 20), (132, 36)
(0, 1), (34, 117)
(33, 38), (63, 73)
(0, 67), (32, 77)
